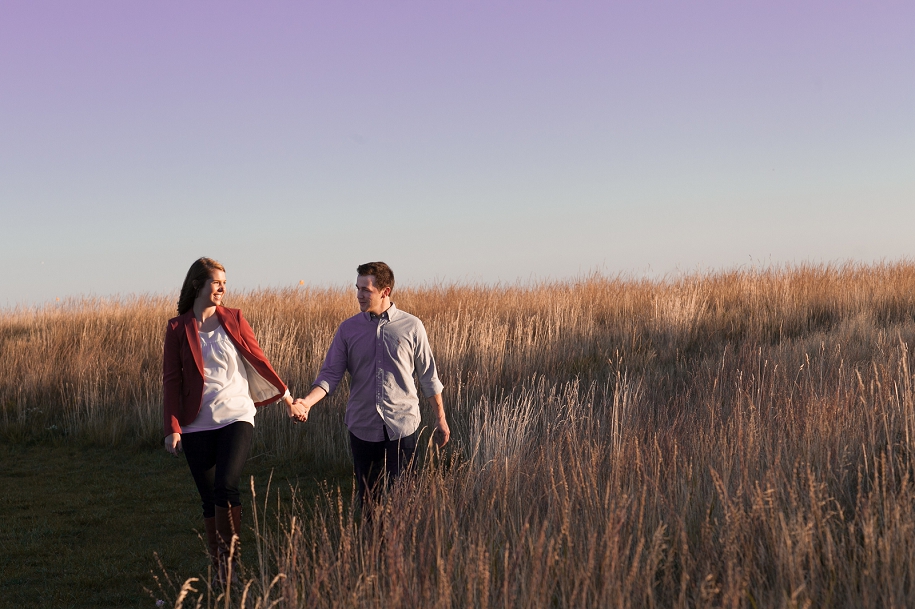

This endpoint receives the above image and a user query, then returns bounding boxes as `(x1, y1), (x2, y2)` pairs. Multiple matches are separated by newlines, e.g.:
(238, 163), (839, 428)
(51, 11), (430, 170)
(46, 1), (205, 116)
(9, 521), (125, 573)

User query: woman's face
(196, 270), (226, 308)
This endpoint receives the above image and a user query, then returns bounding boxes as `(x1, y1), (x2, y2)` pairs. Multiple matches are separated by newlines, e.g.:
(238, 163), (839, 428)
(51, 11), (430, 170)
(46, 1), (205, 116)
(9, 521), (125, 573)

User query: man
(293, 261), (450, 511)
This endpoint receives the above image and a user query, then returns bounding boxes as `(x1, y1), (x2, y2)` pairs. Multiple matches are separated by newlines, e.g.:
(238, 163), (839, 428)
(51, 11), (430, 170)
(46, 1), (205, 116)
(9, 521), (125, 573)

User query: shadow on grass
(0, 441), (348, 609)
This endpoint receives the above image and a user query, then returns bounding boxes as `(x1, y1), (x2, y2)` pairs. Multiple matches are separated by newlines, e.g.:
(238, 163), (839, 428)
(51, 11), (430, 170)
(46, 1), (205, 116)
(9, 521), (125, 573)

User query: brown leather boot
(214, 505), (242, 585)
(203, 516), (219, 583)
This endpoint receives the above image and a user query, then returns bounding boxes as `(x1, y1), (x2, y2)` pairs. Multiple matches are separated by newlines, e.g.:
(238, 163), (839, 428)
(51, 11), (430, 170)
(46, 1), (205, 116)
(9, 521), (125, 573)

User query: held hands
(164, 433), (182, 456)
(286, 396), (311, 423)
(286, 387), (326, 424)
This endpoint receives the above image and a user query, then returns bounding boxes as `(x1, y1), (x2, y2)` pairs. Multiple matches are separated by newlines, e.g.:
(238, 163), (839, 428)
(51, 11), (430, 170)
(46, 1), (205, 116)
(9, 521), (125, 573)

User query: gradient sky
(2, 1), (914, 306)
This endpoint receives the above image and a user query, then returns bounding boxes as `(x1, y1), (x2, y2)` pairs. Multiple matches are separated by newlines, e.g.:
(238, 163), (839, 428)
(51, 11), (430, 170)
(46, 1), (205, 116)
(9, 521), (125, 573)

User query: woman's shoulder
(215, 306), (248, 330)
(217, 305), (243, 319)
(166, 310), (193, 329)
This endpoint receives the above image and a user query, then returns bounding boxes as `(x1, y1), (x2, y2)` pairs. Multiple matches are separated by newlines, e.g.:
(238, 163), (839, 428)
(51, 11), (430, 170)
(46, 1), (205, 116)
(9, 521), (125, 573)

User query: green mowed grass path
(0, 442), (343, 609)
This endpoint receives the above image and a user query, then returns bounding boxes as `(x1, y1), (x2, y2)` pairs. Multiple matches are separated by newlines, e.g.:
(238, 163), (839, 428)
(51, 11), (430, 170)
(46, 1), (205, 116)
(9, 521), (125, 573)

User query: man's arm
(427, 393), (450, 447)
(291, 326), (347, 422)
(411, 321), (447, 445)
(413, 323), (445, 401)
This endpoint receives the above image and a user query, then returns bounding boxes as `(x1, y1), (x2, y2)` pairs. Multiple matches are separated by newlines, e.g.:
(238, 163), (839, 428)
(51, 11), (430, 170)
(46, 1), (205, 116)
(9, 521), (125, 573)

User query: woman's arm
(235, 310), (273, 370)
(162, 324), (185, 441)
(164, 432), (182, 455)
(234, 310), (291, 397)
(233, 309), (310, 420)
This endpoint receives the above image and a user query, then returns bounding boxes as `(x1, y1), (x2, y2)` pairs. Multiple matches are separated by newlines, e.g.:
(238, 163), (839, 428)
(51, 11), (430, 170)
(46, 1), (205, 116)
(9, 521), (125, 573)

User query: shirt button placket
(376, 320), (383, 407)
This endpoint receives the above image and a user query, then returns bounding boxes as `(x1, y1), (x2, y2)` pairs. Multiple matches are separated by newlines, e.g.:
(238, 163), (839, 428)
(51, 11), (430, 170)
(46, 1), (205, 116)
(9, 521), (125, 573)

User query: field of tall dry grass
(4, 262), (915, 607)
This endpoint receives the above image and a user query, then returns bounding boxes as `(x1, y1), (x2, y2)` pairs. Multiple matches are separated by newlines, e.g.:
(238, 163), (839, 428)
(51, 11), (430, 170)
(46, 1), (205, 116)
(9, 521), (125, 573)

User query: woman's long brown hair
(177, 257), (226, 315)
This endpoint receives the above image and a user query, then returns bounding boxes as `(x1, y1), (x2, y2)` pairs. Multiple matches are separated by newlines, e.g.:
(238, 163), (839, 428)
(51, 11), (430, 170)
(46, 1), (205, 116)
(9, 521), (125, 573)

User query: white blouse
(182, 324), (257, 432)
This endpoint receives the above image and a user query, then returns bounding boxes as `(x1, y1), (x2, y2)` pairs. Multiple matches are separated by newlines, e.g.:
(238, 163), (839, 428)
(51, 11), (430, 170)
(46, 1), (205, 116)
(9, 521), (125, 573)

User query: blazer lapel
(215, 307), (241, 348)
(183, 312), (205, 377)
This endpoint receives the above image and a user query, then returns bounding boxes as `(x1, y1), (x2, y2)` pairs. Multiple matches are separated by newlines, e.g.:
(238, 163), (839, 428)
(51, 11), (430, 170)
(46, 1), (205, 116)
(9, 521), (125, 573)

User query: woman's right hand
(165, 433), (182, 456)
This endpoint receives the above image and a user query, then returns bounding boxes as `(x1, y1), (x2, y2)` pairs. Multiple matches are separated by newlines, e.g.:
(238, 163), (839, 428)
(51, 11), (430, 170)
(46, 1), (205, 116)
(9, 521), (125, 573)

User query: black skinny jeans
(182, 421), (254, 518)
(349, 426), (418, 511)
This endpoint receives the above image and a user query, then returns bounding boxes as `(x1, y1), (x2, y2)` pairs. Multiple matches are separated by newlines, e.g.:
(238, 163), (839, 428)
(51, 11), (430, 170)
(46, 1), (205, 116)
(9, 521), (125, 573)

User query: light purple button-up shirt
(313, 303), (444, 442)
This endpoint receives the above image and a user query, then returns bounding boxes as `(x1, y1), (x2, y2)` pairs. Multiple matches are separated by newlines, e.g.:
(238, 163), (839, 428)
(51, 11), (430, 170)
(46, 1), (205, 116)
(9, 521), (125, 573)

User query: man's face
(356, 275), (390, 315)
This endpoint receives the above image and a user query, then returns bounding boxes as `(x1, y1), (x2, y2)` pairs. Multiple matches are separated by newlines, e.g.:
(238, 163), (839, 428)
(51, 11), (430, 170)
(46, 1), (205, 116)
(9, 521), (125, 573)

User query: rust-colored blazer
(162, 306), (287, 436)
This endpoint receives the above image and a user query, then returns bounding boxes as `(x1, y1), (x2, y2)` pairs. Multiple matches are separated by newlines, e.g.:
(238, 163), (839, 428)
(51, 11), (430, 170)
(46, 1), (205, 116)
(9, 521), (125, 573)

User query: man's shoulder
(390, 308), (427, 332)
(392, 307), (420, 322)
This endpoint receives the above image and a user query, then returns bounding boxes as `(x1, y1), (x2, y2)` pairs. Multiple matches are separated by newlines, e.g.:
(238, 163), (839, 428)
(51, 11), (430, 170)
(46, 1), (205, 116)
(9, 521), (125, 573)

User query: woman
(163, 257), (305, 584)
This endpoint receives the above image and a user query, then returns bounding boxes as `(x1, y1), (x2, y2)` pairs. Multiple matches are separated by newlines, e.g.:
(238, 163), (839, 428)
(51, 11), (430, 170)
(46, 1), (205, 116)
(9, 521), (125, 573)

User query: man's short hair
(357, 261), (395, 292)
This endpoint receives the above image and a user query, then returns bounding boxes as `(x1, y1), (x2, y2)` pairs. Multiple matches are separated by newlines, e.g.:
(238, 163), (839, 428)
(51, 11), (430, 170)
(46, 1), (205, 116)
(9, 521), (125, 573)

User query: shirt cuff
(421, 380), (444, 397)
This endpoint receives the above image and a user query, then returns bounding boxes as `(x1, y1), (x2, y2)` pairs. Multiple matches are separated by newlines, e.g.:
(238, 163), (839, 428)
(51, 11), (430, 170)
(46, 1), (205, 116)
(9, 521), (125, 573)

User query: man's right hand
(164, 433), (182, 456)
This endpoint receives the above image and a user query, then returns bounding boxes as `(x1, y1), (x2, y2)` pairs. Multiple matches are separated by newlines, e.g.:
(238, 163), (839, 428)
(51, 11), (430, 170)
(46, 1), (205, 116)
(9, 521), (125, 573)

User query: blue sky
(2, 1), (913, 306)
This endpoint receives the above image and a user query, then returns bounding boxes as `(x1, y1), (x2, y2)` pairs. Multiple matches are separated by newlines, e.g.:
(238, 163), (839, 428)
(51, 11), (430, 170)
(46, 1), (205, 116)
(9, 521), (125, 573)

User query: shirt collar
(365, 302), (398, 322)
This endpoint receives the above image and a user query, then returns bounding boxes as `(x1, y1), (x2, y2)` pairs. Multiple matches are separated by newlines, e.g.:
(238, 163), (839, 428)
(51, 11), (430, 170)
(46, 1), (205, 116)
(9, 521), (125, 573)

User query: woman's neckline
(198, 322), (223, 335)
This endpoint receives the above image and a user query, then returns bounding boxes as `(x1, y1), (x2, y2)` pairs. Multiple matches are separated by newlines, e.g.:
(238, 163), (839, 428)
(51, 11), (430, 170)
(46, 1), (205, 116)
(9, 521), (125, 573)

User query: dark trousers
(349, 427), (418, 511)
(182, 421), (254, 518)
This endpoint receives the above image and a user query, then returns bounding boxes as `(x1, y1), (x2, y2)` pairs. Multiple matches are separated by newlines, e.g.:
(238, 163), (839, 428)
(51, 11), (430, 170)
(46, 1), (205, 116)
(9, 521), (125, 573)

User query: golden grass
(5, 261), (915, 607)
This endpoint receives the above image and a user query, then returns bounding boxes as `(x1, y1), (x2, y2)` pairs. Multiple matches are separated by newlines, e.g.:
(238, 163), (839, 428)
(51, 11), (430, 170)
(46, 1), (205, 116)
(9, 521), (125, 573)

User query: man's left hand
(426, 393), (450, 447)
(434, 416), (450, 447)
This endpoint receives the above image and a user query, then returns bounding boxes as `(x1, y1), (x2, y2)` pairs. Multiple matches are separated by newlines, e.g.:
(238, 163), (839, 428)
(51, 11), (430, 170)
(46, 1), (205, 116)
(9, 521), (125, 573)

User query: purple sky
(2, 1), (914, 305)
